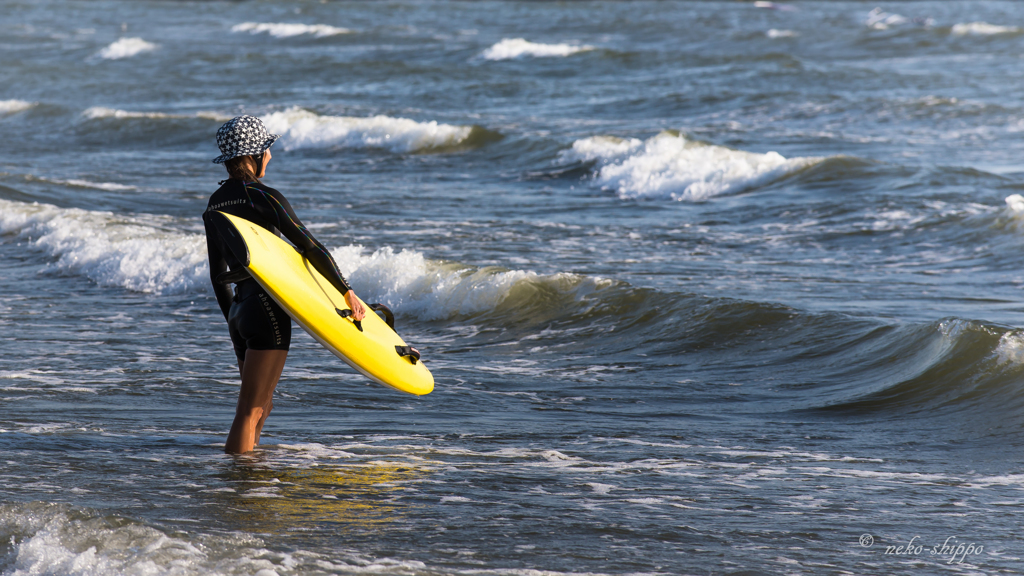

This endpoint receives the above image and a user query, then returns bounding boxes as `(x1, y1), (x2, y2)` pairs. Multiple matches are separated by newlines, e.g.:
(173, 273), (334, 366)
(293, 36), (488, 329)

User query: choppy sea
(5, 1), (1024, 574)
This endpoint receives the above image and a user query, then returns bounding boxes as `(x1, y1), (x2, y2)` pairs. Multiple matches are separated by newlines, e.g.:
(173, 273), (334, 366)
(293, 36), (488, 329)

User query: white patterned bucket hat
(212, 115), (279, 164)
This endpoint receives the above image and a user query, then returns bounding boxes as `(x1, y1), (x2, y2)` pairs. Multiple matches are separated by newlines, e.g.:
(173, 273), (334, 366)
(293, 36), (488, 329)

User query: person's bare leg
(249, 351), (283, 446)
(253, 396), (273, 446)
(225, 349), (287, 454)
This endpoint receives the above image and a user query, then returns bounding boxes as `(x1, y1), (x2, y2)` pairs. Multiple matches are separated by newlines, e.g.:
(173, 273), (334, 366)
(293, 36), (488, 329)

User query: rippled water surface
(4, 1), (1024, 574)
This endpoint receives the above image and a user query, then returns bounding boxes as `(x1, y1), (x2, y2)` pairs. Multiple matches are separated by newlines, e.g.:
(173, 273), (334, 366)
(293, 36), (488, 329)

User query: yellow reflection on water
(214, 458), (426, 533)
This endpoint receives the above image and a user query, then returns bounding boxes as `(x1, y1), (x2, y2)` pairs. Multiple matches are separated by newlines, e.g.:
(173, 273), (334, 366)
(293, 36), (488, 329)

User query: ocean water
(3, 0), (1024, 574)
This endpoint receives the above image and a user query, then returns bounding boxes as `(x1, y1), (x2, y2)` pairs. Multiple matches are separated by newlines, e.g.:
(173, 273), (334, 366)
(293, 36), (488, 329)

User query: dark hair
(224, 153), (262, 182)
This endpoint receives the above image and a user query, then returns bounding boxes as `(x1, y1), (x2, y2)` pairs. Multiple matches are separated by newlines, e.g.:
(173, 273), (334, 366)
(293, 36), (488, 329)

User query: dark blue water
(4, 1), (1024, 574)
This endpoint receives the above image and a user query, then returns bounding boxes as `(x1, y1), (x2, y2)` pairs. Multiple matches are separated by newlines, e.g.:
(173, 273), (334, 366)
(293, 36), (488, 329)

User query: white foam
(995, 332), (1024, 364)
(0, 199), (206, 294)
(951, 22), (1021, 36)
(0, 370), (65, 386)
(82, 107), (229, 121)
(625, 498), (663, 505)
(0, 99), (35, 114)
(58, 179), (136, 191)
(754, 1), (797, 11)
(331, 245), (537, 320)
(243, 488), (283, 498)
(276, 442), (355, 459)
(3, 506), (208, 575)
(866, 8), (908, 30)
(586, 483), (617, 495)
(261, 107), (474, 153)
(1, 504), (442, 576)
(232, 22), (351, 38)
(967, 474), (1024, 488)
(1005, 194), (1024, 222)
(96, 37), (157, 60)
(481, 38), (594, 60)
(0, 503), (309, 576)
(561, 132), (821, 201)
(766, 29), (798, 39)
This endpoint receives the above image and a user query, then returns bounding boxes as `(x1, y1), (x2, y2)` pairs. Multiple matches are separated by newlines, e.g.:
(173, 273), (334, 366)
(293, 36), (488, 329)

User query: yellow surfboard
(209, 211), (434, 396)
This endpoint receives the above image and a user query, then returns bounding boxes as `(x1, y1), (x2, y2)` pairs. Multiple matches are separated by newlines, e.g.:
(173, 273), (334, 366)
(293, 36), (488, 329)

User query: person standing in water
(203, 115), (365, 454)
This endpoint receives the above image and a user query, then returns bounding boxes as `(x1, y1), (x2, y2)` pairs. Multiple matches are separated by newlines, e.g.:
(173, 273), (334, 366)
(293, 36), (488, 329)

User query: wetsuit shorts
(227, 279), (291, 363)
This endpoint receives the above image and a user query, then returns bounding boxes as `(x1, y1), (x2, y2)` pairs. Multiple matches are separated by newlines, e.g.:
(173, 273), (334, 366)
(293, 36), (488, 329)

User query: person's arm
(204, 214), (235, 321)
(256, 186), (366, 319)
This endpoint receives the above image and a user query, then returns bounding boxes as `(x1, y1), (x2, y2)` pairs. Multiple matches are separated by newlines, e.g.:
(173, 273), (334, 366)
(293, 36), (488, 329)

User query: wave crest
(0, 100), (35, 114)
(561, 132), (822, 201)
(332, 246), (536, 321)
(951, 22), (1021, 36)
(82, 107), (229, 121)
(231, 22), (351, 38)
(261, 107), (476, 153)
(0, 198), (532, 319)
(0, 199), (206, 294)
(481, 38), (594, 60)
(97, 37), (157, 60)
(57, 179), (136, 191)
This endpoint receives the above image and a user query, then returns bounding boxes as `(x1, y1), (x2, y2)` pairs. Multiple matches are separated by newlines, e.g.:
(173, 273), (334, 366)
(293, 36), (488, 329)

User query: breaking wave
(0, 198), (206, 294)
(54, 179), (136, 191)
(231, 22), (351, 38)
(865, 8), (908, 30)
(96, 37), (157, 60)
(3, 196), (1024, 419)
(810, 318), (1024, 418)
(951, 22), (1021, 36)
(331, 246), (537, 321)
(261, 107), (483, 153)
(0, 198), (533, 319)
(560, 132), (822, 201)
(82, 107), (229, 121)
(0, 99), (35, 114)
(0, 502), (437, 576)
(0, 500), (652, 576)
(481, 38), (594, 60)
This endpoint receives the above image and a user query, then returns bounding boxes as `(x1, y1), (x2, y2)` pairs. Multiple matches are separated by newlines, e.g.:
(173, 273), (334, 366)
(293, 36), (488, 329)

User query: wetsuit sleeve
(259, 186), (353, 296)
(204, 215), (235, 321)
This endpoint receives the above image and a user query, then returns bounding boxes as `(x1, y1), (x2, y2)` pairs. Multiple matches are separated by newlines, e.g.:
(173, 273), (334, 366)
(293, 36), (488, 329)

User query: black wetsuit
(203, 179), (352, 363)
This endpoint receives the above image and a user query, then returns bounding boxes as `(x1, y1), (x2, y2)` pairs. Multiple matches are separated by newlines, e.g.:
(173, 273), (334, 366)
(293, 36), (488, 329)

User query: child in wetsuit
(203, 115), (365, 454)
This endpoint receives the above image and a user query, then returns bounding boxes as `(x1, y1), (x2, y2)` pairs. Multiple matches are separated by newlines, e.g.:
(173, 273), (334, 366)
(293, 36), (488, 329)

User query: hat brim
(212, 134), (280, 164)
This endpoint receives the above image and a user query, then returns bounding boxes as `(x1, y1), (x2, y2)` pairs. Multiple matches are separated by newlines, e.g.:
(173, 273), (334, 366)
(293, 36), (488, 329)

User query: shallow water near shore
(4, 1), (1024, 574)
